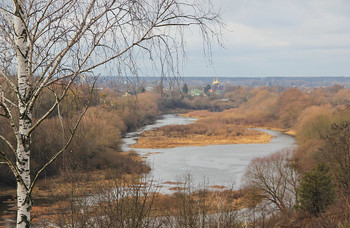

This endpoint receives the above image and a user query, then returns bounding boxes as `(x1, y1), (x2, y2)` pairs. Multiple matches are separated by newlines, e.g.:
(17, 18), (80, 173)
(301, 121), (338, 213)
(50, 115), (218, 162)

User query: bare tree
(0, 0), (222, 227)
(243, 149), (299, 218)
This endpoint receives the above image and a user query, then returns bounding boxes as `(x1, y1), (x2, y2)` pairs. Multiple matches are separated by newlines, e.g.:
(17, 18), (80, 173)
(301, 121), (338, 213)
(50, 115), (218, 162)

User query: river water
(0, 115), (295, 227)
(122, 114), (296, 193)
(0, 114), (295, 225)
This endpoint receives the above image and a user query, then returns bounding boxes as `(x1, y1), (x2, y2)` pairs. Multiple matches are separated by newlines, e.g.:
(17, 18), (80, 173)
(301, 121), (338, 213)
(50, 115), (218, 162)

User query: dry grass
(133, 130), (272, 148)
(133, 110), (273, 149)
(0, 169), (145, 225)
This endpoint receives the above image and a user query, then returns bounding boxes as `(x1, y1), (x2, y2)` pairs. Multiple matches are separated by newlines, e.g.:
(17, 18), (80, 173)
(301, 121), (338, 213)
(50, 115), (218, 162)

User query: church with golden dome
(210, 77), (224, 93)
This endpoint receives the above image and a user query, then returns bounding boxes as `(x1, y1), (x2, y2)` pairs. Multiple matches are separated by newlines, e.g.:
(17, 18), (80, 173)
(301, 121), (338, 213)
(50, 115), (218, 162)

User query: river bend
(123, 114), (296, 192)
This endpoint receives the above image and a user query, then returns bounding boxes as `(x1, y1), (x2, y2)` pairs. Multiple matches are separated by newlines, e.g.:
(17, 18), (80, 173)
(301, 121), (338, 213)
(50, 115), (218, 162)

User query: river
(122, 114), (296, 193)
(0, 114), (295, 226)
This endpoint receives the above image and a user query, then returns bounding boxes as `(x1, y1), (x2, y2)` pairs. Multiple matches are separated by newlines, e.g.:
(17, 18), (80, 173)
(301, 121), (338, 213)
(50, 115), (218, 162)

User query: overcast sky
(184, 0), (350, 77)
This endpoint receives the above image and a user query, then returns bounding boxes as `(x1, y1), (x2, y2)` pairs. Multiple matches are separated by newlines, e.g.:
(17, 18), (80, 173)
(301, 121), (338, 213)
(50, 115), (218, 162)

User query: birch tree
(0, 0), (222, 227)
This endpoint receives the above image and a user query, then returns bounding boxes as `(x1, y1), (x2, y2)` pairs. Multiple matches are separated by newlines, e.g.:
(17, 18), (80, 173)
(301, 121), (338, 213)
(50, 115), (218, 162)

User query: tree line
(227, 85), (350, 226)
(162, 83), (350, 226)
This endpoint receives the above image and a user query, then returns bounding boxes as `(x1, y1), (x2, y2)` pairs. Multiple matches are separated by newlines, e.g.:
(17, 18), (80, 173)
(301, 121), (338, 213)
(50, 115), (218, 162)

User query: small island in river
(132, 110), (274, 149)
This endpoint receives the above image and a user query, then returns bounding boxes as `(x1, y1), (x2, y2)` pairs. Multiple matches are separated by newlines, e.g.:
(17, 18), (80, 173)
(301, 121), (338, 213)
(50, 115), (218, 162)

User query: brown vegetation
(2, 82), (350, 226)
(29, 173), (245, 227)
(50, 84), (350, 226)
(133, 124), (272, 148)
(133, 106), (277, 149)
(236, 85), (350, 226)
(0, 88), (160, 188)
(160, 84), (350, 226)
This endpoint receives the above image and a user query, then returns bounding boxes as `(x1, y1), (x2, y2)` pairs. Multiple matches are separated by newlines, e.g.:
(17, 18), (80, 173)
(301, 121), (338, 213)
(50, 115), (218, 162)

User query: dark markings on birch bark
(20, 135), (31, 151)
(18, 214), (30, 228)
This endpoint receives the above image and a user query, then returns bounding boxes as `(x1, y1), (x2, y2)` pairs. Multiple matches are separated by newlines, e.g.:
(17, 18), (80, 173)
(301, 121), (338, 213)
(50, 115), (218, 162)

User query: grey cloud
(181, 0), (350, 77)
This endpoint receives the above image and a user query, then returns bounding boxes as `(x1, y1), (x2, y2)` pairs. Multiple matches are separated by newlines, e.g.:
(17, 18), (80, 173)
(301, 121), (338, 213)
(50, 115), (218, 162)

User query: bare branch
(28, 0), (77, 79)
(29, 80), (97, 197)
(1, 94), (17, 108)
(0, 149), (27, 191)
(0, 7), (14, 27)
(0, 9), (15, 44)
(0, 98), (18, 135)
(0, 0), (223, 223)
(0, 70), (19, 95)
(27, 67), (81, 136)
(0, 134), (16, 154)
(28, 0), (101, 111)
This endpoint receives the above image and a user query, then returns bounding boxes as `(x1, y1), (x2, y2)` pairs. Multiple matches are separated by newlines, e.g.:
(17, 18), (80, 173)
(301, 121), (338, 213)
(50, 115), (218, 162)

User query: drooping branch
(28, 79), (96, 197)
(27, 0), (222, 111)
(54, 90), (65, 145)
(0, 149), (27, 191)
(28, 0), (77, 80)
(27, 64), (83, 136)
(28, 0), (108, 111)
(0, 7), (14, 28)
(0, 70), (19, 95)
(0, 134), (16, 154)
(27, 1), (164, 135)
(0, 0), (223, 226)
(42, 8), (124, 87)
(0, 97), (18, 135)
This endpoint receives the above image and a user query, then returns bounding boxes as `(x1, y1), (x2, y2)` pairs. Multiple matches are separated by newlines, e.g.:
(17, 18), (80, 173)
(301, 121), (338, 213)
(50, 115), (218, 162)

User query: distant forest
(97, 76), (350, 90)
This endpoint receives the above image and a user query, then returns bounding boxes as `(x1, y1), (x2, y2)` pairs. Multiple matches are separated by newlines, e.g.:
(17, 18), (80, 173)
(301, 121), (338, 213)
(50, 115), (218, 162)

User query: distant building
(210, 78), (224, 94)
(191, 89), (204, 96)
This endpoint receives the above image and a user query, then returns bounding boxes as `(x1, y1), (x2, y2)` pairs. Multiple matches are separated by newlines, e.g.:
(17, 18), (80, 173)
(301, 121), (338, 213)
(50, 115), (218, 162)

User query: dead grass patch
(133, 128), (272, 149)
(133, 110), (275, 149)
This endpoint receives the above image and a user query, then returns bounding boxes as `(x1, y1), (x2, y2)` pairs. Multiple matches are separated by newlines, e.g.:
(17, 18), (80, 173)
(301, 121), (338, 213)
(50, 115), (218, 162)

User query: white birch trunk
(14, 1), (32, 227)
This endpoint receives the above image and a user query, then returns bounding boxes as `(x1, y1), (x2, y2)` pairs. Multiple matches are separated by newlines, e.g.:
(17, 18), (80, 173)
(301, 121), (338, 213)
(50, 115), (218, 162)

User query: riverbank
(0, 162), (148, 225)
(0, 171), (252, 227)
